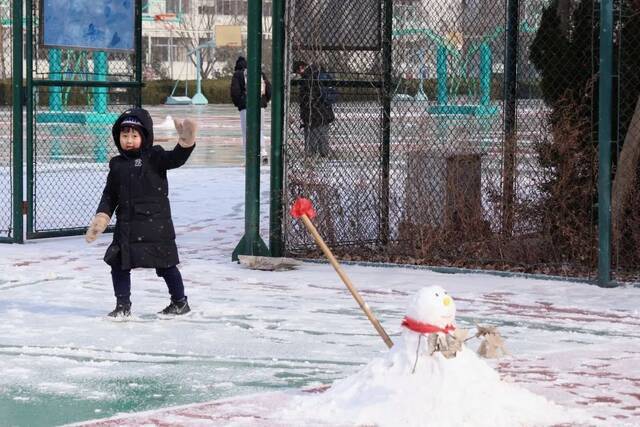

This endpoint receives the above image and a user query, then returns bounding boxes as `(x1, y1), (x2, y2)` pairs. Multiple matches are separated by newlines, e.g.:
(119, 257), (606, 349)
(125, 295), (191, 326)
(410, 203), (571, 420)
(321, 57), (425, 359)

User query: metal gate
(0, 0), (19, 243)
(24, 0), (142, 238)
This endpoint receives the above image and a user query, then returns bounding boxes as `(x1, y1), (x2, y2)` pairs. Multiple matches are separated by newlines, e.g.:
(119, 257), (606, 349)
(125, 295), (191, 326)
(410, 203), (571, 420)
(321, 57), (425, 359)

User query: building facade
(142, 0), (272, 80)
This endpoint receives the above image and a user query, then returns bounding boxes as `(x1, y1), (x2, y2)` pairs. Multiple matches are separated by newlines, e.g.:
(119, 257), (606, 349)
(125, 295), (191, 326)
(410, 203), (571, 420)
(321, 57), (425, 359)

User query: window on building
(263, 1), (272, 16)
(151, 37), (168, 62)
(238, 1), (248, 14)
(215, 0), (247, 15)
(224, 1), (232, 14)
(151, 37), (183, 62)
(166, 0), (190, 14)
(198, 5), (216, 14)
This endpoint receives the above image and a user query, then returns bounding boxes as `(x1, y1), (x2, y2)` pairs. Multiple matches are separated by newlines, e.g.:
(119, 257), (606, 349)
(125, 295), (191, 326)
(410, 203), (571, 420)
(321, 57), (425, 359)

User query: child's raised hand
(174, 118), (198, 148)
(85, 213), (110, 243)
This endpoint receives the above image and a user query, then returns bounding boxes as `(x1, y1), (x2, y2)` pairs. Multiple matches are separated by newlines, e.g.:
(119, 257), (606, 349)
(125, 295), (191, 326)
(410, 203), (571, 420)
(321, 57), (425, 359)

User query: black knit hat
(120, 116), (145, 134)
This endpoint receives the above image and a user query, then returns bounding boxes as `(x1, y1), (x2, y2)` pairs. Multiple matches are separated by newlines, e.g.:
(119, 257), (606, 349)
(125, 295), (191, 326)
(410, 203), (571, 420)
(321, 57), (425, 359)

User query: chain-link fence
(29, 87), (136, 235)
(26, 0), (140, 237)
(0, 0), (13, 241)
(284, 0), (387, 251)
(282, 0), (611, 279)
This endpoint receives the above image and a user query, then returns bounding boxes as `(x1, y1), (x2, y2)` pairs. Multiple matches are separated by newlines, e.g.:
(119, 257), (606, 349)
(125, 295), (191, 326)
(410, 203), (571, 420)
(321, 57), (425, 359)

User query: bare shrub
(533, 97), (597, 268)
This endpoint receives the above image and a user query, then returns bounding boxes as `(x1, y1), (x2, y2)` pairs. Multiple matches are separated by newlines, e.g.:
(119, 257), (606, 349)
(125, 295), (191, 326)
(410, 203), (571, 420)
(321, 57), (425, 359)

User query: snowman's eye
(435, 293), (439, 297)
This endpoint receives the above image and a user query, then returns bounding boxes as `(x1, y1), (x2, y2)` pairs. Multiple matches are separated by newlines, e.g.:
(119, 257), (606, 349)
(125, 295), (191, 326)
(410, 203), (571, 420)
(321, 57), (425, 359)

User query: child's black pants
(111, 266), (185, 304)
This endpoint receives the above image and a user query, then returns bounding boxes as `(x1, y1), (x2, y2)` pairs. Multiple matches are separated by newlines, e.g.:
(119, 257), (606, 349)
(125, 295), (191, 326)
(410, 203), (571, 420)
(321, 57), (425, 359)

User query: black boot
(108, 302), (131, 318)
(159, 298), (191, 315)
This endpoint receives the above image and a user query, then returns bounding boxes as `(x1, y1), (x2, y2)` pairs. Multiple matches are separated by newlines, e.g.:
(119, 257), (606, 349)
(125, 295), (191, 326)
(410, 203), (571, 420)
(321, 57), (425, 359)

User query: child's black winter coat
(97, 108), (194, 270)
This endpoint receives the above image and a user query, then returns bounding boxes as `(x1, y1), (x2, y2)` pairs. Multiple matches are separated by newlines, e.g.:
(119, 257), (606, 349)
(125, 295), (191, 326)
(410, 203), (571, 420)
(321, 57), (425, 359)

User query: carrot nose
(443, 296), (452, 306)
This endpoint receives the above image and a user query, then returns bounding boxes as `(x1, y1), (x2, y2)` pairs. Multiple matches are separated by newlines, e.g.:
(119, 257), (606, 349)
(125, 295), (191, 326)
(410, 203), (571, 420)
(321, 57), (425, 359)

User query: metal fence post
(135, 0), (143, 107)
(598, 0), (613, 286)
(502, 0), (519, 237)
(25, 0), (33, 238)
(12, 0), (23, 243)
(268, 0), (285, 257)
(380, 0), (392, 245)
(232, 0), (269, 260)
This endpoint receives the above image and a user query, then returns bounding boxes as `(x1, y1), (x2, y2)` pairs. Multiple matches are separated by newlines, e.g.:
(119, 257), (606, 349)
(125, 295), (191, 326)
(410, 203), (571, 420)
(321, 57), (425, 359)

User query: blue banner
(42, 0), (135, 51)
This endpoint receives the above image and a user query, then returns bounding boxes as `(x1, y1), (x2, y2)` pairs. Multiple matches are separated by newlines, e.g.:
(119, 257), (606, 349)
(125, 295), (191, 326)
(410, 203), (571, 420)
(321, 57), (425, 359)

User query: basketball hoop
(154, 13), (176, 21)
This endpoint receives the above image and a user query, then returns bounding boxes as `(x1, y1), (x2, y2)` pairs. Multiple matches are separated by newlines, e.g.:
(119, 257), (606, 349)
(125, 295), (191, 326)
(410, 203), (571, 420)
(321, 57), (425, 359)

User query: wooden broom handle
(301, 214), (394, 348)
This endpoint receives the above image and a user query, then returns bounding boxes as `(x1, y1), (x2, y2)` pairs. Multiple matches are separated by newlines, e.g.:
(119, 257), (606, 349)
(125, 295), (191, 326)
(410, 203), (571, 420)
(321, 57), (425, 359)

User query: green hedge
(0, 78), (234, 106)
(0, 77), (543, 107)
(0, 80), (88, 106)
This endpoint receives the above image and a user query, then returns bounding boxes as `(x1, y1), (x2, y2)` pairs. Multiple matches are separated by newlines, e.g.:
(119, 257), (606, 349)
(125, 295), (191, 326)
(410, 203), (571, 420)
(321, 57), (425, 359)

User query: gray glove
(85, 213), (110, 243)
(174, 118), (198, 148)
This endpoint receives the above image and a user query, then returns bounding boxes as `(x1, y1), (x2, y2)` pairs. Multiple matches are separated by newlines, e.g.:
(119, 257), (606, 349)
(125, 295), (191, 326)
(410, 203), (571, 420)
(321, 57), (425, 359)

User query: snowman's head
(406, 286), (456, 328)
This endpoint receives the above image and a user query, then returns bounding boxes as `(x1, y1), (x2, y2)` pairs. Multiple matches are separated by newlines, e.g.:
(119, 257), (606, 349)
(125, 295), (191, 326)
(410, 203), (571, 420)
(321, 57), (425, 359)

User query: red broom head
(291, 198), (316, 219)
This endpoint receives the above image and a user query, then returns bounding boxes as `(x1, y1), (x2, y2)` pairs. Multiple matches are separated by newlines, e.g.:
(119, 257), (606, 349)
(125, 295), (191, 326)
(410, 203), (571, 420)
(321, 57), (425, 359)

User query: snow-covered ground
(1, 166), (639, 427)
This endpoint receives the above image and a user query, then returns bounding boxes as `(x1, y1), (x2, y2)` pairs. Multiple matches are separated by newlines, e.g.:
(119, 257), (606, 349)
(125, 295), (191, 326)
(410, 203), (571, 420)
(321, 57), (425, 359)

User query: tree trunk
(611, 95), (640, 244)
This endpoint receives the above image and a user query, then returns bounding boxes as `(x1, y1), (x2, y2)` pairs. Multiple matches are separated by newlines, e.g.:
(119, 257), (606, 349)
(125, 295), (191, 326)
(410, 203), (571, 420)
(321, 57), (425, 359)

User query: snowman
(401, 285), (468, 365)
(277, 286), (589, 427)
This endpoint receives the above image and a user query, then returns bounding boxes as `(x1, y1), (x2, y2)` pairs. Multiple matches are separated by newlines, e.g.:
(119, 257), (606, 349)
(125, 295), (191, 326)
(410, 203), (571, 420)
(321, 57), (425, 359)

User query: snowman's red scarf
(402, 316), (455, 335)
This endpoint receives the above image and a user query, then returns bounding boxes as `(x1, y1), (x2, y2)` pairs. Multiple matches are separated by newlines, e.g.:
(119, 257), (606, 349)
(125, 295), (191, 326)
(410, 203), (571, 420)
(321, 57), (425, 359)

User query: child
(85, 107), (198, 318)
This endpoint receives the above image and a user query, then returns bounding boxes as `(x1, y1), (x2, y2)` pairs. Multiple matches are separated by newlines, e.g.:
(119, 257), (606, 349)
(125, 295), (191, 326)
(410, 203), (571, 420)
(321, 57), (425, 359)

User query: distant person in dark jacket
(292, 60), (335, 157)
(230, 56), (272, 156)
(85, 107), (198, 318)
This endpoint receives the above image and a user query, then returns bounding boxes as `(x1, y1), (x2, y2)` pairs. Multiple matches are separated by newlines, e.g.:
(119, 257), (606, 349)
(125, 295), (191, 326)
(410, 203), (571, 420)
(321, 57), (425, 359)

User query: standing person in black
(230, 56), (272, 155)
(84, 107), (198, 318)
(292, 60), (335, 157)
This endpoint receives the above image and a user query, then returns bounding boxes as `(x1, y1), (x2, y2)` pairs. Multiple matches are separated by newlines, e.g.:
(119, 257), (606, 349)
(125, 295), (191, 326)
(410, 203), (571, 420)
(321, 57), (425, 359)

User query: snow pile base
(281, 338), (590, 426)
(278, 286), (592, 427)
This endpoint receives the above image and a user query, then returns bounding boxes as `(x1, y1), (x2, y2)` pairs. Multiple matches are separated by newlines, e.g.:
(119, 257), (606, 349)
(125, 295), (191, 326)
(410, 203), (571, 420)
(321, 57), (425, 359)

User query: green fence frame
(268, 0), (286, 257)
(598, 0), (613, 286)
(0, 0), (23, 244)
(232, 0), (270, 260)
(7, 0), (23, 243)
